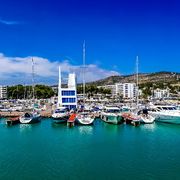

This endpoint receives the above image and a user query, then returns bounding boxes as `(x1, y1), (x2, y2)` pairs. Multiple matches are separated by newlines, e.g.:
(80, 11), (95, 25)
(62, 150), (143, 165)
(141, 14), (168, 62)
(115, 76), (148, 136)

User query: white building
(153, 89), (170, 99)
(0, 86), (7, 99)
(122, 83), (136, 99)
(98, 83), (137, 99)
(59, 73), (77, 110)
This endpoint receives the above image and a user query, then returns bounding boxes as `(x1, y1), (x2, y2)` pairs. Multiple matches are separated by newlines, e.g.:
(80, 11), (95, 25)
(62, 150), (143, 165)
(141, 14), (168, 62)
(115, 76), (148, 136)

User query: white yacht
(76, 110), (94, 125)
(101, 106), (123, 125)
(148, 105), (180, 124)
(137, 109), (155, 124)
(20, 111), (41, 124)
(52, 107), (70, 123)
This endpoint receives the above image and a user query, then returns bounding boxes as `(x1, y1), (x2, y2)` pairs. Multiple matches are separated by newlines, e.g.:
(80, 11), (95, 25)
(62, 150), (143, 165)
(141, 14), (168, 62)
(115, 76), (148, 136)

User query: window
(62, 90), (75, 96)
(62, 98), (76, 103)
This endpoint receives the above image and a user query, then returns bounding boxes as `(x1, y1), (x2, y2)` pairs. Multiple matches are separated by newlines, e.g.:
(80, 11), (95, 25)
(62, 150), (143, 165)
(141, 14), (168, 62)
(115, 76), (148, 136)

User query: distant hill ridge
(87, 71), (180, 86)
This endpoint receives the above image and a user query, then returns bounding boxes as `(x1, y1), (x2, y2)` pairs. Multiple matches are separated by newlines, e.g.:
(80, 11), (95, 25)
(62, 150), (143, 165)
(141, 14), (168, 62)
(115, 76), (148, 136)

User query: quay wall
(0, 110), (53, 118)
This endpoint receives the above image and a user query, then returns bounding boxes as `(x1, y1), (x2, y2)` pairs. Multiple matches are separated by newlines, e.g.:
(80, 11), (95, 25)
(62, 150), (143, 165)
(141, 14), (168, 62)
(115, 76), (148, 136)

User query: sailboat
(122, 56), (141, 126)
(19, 58), (41, 124)
(135, 57), (155, 124)
(123, 56), (155, 124)
(76, 41), (95, 125)
(52, 66), (70, 123)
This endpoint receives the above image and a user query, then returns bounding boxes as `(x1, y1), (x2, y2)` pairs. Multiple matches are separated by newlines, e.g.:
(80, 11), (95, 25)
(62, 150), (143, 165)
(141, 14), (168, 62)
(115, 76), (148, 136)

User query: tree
(7, 84), (55, 99)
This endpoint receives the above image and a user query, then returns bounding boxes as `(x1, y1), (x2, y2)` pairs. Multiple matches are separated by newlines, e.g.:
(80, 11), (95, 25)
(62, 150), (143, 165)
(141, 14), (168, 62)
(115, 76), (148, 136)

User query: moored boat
(76, 110), (95, 125)
(52, 107), (70, 123)
(101, 106), (123, 125)
(19, 112), (41, 124)
(122, 112), (140, 126)
(139, 114), (155, 124)
(19, 58), (41, 124)
(148, 105), (180, 124)
(137, 109), (155, 124)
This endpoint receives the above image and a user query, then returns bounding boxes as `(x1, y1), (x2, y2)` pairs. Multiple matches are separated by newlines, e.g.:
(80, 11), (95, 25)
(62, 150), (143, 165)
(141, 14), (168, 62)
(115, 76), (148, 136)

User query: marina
(0, 0), (180, 179)
(0, 117), (180, 180)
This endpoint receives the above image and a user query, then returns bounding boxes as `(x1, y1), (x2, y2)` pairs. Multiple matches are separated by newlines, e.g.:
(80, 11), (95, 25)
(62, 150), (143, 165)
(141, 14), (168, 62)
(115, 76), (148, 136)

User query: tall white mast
(83, 40), (86, 106)
(136, 56), (139, 107)
(57, 66), (62, 108)
(32, 58), (35, 101)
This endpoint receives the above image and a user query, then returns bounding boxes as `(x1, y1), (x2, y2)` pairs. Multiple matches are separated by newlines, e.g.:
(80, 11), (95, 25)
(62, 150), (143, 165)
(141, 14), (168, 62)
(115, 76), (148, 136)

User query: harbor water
(0, 118), (180, 180)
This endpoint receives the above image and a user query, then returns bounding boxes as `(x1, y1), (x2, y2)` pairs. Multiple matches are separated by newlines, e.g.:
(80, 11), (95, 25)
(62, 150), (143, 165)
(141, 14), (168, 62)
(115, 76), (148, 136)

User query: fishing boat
(76, 41), (95, 125)
(19, 58), (41, 124)
(101, 106), (123, 125)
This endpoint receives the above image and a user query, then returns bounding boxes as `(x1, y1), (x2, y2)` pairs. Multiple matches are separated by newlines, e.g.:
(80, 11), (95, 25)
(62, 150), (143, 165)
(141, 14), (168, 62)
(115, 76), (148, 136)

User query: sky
(0, 0), (180, 85)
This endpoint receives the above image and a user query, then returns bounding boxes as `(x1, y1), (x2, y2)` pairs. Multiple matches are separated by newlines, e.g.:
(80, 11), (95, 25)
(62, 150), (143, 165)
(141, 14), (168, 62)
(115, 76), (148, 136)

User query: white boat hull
(140, 115), (155, 124)
(20, 113), (41, 124)
(101, 113), (122, 125)
(149, 112), (180, 124)
(76, 113), (94, 125)
(76, 117), (94, 125)
(52, 108), (70, 123)
(52, 115), (69, 123)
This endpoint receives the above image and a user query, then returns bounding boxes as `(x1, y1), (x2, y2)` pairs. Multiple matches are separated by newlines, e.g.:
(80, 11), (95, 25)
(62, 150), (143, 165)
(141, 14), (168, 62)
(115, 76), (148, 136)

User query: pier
(0, 110), (53, 118)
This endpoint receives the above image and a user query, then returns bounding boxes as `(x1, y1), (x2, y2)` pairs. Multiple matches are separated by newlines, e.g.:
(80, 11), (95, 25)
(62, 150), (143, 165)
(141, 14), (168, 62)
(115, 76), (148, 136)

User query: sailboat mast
(32, 58), (35, 101)
(136, 56), (139, 106)
(83, 41), (86, 106)
(57, 66), (62, 108)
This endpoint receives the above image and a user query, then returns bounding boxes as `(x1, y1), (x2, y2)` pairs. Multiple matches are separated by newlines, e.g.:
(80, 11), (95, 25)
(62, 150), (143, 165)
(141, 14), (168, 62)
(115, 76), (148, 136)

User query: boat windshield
(55, 110), (66, 113)
(106, 109), (120, 113)
(157, 106), (177, 110)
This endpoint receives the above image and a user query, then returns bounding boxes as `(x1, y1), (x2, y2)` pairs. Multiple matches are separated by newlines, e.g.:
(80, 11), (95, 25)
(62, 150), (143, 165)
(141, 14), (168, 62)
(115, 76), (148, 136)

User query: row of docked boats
(2, 104), (180, 126)
(51, 104), (180, 126)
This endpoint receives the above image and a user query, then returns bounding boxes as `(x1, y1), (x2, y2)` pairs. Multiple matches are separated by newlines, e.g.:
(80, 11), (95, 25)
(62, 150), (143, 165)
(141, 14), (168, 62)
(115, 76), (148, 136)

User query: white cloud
(0, 18), (19, 25)
(0, 53), (120, 85)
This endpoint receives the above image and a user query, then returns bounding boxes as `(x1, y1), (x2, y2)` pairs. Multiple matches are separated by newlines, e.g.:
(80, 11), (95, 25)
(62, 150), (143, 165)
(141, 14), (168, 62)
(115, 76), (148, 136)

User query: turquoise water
(0, 118), (180, 180)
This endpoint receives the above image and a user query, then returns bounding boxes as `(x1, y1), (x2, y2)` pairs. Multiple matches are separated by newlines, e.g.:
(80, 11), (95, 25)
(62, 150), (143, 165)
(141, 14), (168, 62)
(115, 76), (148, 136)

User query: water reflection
(51, 122), (67, 129)
(155, 121), (180, 131)
(19, 124), (33, 132)
(142, 123), (157, 132)
(101, 121), (122, 134)
(78, 125), (93, 135)
(0, 117), (6, 123)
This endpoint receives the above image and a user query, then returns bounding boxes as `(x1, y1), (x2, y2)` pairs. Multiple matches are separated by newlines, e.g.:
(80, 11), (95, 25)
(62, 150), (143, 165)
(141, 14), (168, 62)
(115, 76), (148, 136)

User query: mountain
(87, 71), (180, 86)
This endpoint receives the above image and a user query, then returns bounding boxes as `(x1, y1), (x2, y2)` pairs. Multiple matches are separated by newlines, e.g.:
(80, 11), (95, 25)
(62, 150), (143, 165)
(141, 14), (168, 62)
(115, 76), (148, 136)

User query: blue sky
(0, 0), (180, 85)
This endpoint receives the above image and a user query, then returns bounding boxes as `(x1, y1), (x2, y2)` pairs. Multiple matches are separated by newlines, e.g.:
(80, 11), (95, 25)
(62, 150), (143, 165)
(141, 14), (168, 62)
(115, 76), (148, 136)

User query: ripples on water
(0, 118), (180, 180)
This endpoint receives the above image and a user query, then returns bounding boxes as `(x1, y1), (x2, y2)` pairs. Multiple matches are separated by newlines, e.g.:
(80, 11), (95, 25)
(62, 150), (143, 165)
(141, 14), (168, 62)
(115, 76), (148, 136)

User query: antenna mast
(57, 66), (62, 108)
(136, 56), (139, 106)
(83, 40), (86, 105)
(32, 58), (35, 101)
